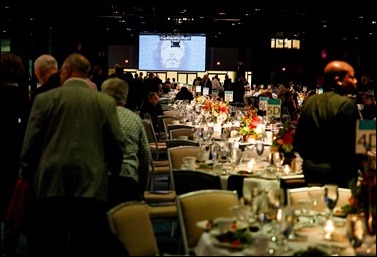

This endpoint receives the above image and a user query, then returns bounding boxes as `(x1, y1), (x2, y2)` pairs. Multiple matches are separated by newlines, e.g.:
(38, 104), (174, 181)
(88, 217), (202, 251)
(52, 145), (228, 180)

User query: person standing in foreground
(0, 53), (28, 256)
(293, 60), (360, 188)
(101, 77), (152, 208)
(19, 53), (125, 256)
(32, 54), (60, 100)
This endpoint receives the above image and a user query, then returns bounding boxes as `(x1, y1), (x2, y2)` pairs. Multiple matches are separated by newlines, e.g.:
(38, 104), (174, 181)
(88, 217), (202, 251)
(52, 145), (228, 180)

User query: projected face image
(159, 40), (185, 69)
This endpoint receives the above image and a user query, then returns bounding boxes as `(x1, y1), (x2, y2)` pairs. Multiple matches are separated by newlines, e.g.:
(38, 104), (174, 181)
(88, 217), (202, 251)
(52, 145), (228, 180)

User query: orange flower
(272, 120), (295, 154)
(240, 106), (260, 136)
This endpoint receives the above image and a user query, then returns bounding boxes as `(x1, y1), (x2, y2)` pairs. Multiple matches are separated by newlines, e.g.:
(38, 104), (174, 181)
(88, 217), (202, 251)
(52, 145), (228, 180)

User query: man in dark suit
(139, 91), (163, 132)
(20, 53), (125, 256)
(293, 60), (360, 188)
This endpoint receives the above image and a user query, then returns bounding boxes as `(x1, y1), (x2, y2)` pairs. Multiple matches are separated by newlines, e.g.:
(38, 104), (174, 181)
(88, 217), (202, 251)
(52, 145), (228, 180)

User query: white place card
(195, 85), (202, 93)
(203, 87), (209, 96)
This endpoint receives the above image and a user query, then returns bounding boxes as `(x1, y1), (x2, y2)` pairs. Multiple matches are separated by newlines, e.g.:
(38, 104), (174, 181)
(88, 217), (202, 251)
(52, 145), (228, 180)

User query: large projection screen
(138, 33), (206, 72)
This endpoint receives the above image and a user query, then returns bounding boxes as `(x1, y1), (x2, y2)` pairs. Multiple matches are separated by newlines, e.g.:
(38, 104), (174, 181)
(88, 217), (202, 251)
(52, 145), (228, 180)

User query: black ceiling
(2, 2), (376, 48)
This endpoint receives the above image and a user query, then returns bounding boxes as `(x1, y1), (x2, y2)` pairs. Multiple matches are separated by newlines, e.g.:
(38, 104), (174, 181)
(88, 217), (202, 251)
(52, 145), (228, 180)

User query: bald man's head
(323, 60), (357, 95)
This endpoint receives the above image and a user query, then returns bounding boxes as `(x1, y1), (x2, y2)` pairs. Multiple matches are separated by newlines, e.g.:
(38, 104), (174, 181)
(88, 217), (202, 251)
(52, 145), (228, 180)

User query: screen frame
(138, 33), (207, 72)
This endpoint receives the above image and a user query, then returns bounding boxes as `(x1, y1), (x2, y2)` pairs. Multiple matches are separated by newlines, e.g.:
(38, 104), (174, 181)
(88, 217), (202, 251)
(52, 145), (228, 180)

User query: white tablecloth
(194, 219), (356, 256)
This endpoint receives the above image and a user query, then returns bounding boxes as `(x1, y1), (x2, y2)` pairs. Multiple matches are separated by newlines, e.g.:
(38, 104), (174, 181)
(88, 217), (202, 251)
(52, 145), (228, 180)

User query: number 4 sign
(356, 120), (376, 154)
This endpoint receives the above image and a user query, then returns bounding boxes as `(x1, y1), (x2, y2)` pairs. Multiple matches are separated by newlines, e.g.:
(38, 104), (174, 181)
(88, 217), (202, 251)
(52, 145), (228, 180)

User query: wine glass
(323, 184), (339, 220)
(272, 152), (285, 174)
(228, 148), (242, 172)
(346, 214), (367, 250)
(210, 143), (221, 162)
(278, 206), (296, 252)
(268, 188), (285, 242)
(307, 183), (323, 224)
(255, 141), (265, 163)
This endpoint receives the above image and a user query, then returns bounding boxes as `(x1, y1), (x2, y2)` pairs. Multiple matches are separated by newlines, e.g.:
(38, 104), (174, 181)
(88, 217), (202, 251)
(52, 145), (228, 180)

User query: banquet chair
(161, 104), (175, 111)
(242, 177), (280, 205)
(287, 187), (352, 212)
(169, 128), (195, 140)
(162, 116), (181, 139)
(226, 174), (247, 199)
(144, 159), (176, 204)
(176, 189), (239, 255)
(163, 110), (182, 117)
(142, 119), (167, 160)
(157, 115), (178, 141)
(145, 158), (170, 192)
(172, 169), (222, 195)
(167, 146), (202, 190)
(107, 201), (160, 256)
(167, 124), (194, 139)
(165, 139), (199, 149)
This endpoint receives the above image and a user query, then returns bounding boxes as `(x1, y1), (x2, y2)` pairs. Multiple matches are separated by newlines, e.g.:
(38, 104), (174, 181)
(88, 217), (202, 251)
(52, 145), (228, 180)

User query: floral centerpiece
(271, 120), (295, 154)
(271, 120), (296, 167)
(194, 95), (207, 105)
(239, 106), (261, 141)
(200, 97), (230, 124)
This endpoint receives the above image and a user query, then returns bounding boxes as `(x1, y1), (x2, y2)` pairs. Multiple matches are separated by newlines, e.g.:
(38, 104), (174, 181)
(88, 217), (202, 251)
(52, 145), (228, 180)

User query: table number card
(224, 91), (233, 102)
(259, 96), (269, 111)
(356, 119), (376, 154)
(266, 98), (281, 119)
(203, 87), (209, 96)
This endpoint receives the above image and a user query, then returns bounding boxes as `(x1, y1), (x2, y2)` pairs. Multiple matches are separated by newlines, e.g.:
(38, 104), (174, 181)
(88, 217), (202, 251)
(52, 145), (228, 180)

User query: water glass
(346, 214), (367, 249)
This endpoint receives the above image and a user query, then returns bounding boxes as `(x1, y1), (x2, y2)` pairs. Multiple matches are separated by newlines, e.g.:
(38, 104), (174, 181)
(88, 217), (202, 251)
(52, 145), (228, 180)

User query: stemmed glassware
(255, 141), (265, 163)
(307, 183), (323, 225)
(323, 184), (339, 220)
(278, 206), (296, 253)
(228, 148), (242, 172)
(202, 126), (213, 144)
(272, 152), (285, 174)
(346, 214), (367, 250)
(269, 188), (285, 242)
(210, 143), (221, 163)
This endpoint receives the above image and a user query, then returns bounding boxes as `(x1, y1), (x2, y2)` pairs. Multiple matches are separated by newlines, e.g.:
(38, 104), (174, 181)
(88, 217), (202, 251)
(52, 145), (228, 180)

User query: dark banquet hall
(1, 2), (376, 256)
